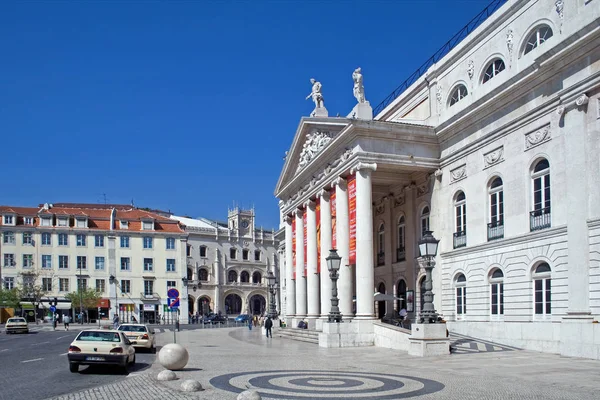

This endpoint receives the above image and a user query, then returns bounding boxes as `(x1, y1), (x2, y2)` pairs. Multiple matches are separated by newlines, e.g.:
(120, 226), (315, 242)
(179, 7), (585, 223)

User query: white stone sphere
(237, 390), (262, 400)
(158, 343), (189, 371)
(157, 370), (178, 381)
(181, 379), (203, 392)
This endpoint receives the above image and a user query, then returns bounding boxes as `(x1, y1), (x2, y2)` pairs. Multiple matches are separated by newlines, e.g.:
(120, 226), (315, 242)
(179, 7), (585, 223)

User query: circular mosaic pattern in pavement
(209, 370), (444, 399)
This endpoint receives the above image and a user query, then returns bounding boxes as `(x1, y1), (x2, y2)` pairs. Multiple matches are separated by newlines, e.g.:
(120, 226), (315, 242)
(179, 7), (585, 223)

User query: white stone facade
(276, 0), (600, 358)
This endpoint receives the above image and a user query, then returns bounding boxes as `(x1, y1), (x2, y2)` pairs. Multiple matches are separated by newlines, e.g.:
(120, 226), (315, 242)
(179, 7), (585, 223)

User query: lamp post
(326, 249), (343, 323)
(266, 270), (277, 318)
(417, 231), (440, 324)
(109, 275), (118, 323)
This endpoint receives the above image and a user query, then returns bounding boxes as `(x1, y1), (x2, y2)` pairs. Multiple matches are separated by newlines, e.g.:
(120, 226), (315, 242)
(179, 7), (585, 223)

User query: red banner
(331, 190), (337, 249)
(316, 199), (321, 274)
(303, 209), (307, 277)
(348, 175), (357, 264)
(292, 216), (296, 280)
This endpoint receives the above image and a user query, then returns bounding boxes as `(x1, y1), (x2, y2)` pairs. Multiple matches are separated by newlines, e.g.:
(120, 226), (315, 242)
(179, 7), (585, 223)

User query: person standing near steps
(265, 317), (273, 338)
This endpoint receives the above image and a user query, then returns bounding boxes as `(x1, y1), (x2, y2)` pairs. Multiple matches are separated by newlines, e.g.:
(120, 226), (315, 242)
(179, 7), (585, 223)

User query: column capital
(331, 177), (347, 189)
(295, 208), (304, 218)
(304, 199), (316, 210)
(318, 188), (331, 201)
(284, 215), (293, 224)
(351, 162), (378, 175)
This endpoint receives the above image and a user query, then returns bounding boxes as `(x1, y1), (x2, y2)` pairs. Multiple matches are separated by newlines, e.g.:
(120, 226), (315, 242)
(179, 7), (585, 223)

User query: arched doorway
(197, 296), (211, 316)
(188, 295), (194, 316)
(377, 283), (386, 319)
(249, 294), (266, 315)
(252, 271), (262, 284)
(396, 279), (407, 312)
(240, 271), (250, 283)
(225, 294), (242, 315)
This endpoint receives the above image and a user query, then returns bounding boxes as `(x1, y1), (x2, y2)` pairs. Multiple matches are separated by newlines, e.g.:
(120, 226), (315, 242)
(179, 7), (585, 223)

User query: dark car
(204, 314), (227, 324)
(234, 314), (250, 322)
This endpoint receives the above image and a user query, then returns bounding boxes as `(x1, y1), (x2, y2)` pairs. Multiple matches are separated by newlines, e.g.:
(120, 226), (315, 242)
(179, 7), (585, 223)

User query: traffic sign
(169, 297), (180, 309)
(167, 288), (180, 298)
(49, 305), (56, 313)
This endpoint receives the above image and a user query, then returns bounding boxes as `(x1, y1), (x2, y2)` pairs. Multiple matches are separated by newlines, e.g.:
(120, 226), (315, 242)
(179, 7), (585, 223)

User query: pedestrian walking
(63, 315), (70, 331)
(113, 313), (120, 329)
(265, 317), (273, 338)
(248, 318), (253, 331)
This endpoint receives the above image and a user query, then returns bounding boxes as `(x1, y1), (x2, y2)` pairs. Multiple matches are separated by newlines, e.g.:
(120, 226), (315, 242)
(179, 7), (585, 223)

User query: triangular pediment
(275, 117), (351, 196)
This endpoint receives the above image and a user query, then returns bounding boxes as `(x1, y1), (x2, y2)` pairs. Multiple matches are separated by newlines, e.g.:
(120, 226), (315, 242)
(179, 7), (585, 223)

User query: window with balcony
(3, 231), (15, 244)
(95, 256), (105, 270)
(143, 237), (153, 249)
(490, 268), (504, 317)
(524, 25), (553, 55)
(166, 258), (176, 272)
(22, 232), (33, 245)
(3, 254), (15, 268)
(377, 223), (385, 266)
(396, 216), (406, 262)
(58, 233), (68, 246)
(120, 257), (131, 271)
(455, 274), (467, 318)
(482, 59), (505, 83)
(230, 248), (237, 260)
(76, 234), (86, 247)
(42, 255), (52, 269)
(143, 258), (154, 272)
(200, 246), (207, 258)
(77, 256), (87, 270)
(120, 236), (130, 248)
(420, 206), (430, 238)
(488, 177), (504, 240)
(144, 280), (154, 296)
(95, 235), (104, 247)
(121, 280), (131, 293)
(533, 263), (552, 316)
(59, 255), (69, 269)
(531, 159), (551, 231)
(41, 232), (51, 245)
(166, 237), (175, 250)
(454, 191), (467, 248)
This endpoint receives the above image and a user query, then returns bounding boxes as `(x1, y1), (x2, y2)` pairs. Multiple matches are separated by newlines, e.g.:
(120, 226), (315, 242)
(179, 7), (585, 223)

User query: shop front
(118, 303), (136, 323)
(142, 303), (158, 324)
(88, 298), (110, 322)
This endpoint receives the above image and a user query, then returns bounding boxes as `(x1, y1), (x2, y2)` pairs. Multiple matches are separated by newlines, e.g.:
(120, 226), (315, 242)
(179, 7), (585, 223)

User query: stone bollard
(157, 370), (177, 381)
(181, 379), (203, 392)
(237, 390), (262, 400)
(158, 343), (189, 371)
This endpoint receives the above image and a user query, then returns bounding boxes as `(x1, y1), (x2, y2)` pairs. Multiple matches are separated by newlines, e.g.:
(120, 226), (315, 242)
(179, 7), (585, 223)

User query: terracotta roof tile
(0, 206), (41, 215)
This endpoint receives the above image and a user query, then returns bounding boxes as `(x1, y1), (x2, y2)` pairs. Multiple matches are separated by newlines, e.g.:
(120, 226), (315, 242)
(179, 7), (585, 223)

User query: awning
(373, 293), (404, 301)
(39, 302), (72, 310)
(97, 298), (110, 308)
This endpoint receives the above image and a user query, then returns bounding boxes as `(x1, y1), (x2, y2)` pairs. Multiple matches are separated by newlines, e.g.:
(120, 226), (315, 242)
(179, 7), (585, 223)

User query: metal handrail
(373, 0), (508, 116)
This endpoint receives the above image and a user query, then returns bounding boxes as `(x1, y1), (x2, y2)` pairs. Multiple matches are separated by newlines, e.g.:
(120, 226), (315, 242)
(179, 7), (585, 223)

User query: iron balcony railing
(530, 207), (551, 231)
(396, 248), (406, 262)
(453, 230), (467, 249)
(487, 221), (504, 241)
(377, 252), (385, 266)
(373, 0), (508, 116)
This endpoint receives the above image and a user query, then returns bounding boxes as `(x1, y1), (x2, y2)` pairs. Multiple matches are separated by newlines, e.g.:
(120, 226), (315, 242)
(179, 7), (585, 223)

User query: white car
(67, 329), (136, 373)
(5, 317), (29, 334)
(117, 323), (156, 353)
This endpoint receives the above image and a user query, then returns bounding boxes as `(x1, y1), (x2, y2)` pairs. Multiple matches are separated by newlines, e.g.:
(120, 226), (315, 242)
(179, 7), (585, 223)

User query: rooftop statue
(352, 67), (366, 103)
(306, 78), (325, 109)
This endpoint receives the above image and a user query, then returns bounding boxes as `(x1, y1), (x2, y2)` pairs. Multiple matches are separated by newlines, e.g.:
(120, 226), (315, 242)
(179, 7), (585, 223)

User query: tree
(0, 288), (21, 309)
(66, 287), (102, 314)
(17, 268), (55, 323)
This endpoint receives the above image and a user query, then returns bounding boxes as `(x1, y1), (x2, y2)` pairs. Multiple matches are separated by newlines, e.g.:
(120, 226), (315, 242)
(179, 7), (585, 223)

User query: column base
(306, 315), (319, 330)
(560, 314), (599, 359)
(318, 319), (374, 348)
(408, 323), (450, 357)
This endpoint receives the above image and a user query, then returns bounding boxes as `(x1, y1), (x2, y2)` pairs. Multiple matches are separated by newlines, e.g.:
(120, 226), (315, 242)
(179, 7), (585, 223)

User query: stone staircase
(277, 327), (320, 344)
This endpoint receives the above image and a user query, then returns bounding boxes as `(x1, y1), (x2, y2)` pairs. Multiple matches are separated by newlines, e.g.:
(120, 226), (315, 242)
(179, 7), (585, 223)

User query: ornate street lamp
(418, 231), (440, 324)
(326, 249), (343, 323)
(266, 270), (277, 318)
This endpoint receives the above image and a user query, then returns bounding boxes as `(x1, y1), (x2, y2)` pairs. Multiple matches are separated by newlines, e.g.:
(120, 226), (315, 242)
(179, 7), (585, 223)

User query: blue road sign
(167, 288), (180, 298)
(169, 297), (180, 309)
(49, 305), (56, 313)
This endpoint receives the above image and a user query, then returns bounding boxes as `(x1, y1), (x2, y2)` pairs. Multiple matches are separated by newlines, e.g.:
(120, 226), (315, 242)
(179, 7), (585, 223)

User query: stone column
(213, 249), (221, 314)
(273, 252), (281, 314)
(354, 162), (377, 319)
(306, 200), (320, 320)
(295, 208), (307, 317)
(285, 216), (296, 317)
(334, 177), (352, 317)
(319, 189), (333, 318)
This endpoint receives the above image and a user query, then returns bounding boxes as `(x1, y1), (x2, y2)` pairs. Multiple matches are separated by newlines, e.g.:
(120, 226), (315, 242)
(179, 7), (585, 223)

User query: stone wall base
(318, 319), (374, 348)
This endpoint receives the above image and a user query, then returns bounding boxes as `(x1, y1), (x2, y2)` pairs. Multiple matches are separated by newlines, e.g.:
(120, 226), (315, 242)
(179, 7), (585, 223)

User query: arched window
(531, 159), (551, 231)
(454, 191), (467, 248)
(240, 271), (250, 283)
(377, 223), (385, 266)
(524, 25), (553, 55)
(456, 274), (467, 318)
(199, 268), (209, 281)
(449, 84), (468, 106)
(533, 263), (551, 316)
(396, 279), (407, 311)
(490, 268), (504, 317)
(252, 271), (262, 284)
(482, 59), (505, 83)
(488, 177), (504, 240)
(228, 270), (237, 283)
(397, 216), (406, 262)
(421, 206), (430, 238)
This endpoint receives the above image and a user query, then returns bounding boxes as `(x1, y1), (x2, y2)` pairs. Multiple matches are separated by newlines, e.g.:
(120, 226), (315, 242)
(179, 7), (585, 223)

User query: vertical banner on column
(331, 190), (337, 249)
(348, 174), (357, 265)
(303, 209), (307, 277)
(292, 216), (296, 280)
(316, 199), (321, 274)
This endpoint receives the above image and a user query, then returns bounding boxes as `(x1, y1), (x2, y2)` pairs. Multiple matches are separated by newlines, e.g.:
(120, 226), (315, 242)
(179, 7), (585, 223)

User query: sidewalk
(31, 322), (113, 332)
(48, 325), (600, 399)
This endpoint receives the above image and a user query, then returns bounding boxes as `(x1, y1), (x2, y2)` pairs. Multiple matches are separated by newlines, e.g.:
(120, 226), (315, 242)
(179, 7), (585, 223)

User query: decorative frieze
(467, 60), (474, 82)
(555, 1), (564, 33)
(525, 125), (551, 150)
(450, 164), (467, 183)
(393, 192), (405, 208)
(484, 146), (504, 168)
(296, 131), (334, 172)
(506, 29), (514, 67)
(416, 182), (430, 197)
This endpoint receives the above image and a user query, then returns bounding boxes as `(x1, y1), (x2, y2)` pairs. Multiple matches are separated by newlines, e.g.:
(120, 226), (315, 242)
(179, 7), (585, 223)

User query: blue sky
(0, 0), (494, 229)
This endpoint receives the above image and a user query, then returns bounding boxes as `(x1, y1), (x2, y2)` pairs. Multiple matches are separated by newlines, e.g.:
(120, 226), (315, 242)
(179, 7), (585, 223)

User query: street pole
(78, 264), (83, 324)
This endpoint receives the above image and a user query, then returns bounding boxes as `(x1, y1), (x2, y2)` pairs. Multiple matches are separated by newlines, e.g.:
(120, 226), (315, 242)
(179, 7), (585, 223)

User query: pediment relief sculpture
(296, 131), (334, 172)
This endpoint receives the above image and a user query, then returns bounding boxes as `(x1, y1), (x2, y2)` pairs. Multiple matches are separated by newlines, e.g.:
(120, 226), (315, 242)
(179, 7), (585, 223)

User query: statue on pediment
(306, 78), (325, 109)
(352, 67), (366, 103)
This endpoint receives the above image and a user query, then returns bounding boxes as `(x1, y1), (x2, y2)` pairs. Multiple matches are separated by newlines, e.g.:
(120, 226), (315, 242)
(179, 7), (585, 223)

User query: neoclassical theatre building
(275, 0), (600, 359)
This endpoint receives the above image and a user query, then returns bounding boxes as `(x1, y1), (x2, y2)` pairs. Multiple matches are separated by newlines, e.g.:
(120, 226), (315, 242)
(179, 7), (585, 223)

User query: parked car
(234, 314), (250, 323)
(67, 329), (136, 373)
(203, 314), (227, 324)
(5, 317), (29, 334)
(117, 324), (156, 353)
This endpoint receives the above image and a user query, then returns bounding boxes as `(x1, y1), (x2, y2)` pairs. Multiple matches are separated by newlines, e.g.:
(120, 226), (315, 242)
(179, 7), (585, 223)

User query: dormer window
(75, 218), (87, 228)
(142, 220), (154, 230)
(57, 217), (69, 227)
(24, 217), (33, 225)
(120, 220), (129, 229)
(3, 215), (14, 225)
(40, 217), (52, 227)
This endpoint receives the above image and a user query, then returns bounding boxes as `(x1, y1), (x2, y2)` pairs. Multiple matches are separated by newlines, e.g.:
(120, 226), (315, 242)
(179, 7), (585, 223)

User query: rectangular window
(22, 232), (33, 245)
(77, 278), (87, 291)
(4, 215), (14, 225)
(120, 236), (130, 248)
(142, 221), (153, 230)
(120, 257), (131, 271)
(534, 278), (552, 315)
(120, 220), (129, 229)
(59, 255), (69, 269)
(230, 248), (237, 259)
(96, 279), (105, 293)
(58, 233), (68, 246)
(41, 217), (52, 226)
(95, 256), (105, 270)
(143, 258), (153, 272)
(41, 232), (51, 245)
(57, 217), (68, 227)
(144, 280), (154, 296)
(23, 254), (33, 268)
(42, 255), (52, 269)
(24, 217), (33, 225)
(3, 231), (15, 244)
(200, 246), (207, 258)
(77, 256), (87, 270)
(76, 234), (86, 247)
(166, 237), (175, 250)
(254, 250), (261, 261)
(3, 254), (15, 268)
(76, 218), (87, 228)
(3, 277), (15, 290)
(42, 278), (52, 292)
(59, 278), (69, 292)
(242, 249), (249, 260)
(95, 235), (104, 247)
(121, 280), (131, 293)
(166, 259), (176, 272)
(491, 283), (504, 315)
(167, 280), (176, 289)
(143, 237), (153, 249)
(456, 287), (466, 315)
